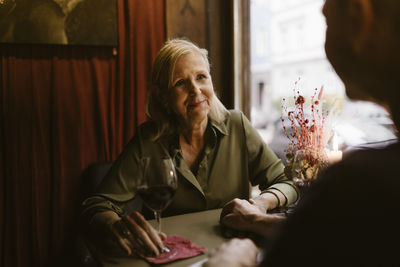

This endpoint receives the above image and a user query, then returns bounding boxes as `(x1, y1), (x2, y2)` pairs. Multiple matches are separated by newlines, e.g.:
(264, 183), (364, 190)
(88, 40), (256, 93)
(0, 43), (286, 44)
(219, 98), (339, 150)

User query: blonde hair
(146, 38), (227, 139)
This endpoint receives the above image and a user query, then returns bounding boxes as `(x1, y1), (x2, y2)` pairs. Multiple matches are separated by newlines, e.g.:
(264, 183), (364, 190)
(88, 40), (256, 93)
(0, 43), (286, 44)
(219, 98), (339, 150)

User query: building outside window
(250, 0), (397, 161)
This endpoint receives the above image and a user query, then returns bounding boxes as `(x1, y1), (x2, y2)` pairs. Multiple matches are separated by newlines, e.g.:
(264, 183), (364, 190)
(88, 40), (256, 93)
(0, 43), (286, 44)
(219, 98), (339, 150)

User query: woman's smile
(187, 99), (207, 110)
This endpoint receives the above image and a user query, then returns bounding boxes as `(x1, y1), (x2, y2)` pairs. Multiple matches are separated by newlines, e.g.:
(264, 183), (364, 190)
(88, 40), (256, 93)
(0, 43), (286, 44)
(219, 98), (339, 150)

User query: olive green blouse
(81, 110), (298, 222)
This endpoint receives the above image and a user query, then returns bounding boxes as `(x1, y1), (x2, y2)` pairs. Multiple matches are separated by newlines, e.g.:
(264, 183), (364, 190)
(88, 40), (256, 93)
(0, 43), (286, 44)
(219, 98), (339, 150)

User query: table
(90, 209), (229, 267)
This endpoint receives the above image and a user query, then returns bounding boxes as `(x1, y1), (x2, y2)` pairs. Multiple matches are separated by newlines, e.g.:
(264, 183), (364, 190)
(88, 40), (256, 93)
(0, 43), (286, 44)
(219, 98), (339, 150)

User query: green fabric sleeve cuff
(264, 182), (299, 206)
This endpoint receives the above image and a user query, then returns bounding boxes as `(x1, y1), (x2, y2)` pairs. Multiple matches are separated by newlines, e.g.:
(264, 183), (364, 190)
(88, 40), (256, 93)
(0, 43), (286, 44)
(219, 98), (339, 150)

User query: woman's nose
(189, 81), (201, 95)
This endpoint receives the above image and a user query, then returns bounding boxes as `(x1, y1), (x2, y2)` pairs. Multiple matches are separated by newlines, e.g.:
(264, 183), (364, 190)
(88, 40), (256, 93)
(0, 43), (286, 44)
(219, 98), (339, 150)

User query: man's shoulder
(341, 141), (400, 169)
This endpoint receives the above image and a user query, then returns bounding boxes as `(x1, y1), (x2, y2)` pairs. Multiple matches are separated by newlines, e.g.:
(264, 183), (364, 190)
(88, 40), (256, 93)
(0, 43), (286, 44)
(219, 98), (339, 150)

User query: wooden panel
(205, 0), (234, 109)
(166, 0), (206, 48)
(235, 0), (251, 118)
(165, 0), (250, 115)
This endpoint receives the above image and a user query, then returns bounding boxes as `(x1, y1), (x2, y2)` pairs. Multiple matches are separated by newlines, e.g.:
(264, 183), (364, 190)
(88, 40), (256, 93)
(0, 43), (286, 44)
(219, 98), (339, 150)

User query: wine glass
(137, 157), (178, 256)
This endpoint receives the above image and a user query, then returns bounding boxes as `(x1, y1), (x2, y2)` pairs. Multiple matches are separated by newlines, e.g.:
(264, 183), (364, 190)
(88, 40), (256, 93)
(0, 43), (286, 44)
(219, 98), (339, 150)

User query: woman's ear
(348, 0), (375, 54)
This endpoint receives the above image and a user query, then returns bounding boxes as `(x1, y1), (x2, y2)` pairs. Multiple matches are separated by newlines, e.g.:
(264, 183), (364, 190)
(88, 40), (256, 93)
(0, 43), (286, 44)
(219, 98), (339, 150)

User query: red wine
(136, 185), (176, 212)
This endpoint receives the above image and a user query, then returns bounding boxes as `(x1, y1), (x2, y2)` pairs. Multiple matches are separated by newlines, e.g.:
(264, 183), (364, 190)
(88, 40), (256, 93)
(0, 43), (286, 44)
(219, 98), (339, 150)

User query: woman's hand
(204, 238), (259, 267)
(111, 211), (167, 256)
(92, 210), (166, 256)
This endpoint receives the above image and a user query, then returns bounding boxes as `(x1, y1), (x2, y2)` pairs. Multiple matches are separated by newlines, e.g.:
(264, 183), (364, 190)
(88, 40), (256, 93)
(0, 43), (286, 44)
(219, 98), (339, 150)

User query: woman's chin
(186, 109), (209, 124)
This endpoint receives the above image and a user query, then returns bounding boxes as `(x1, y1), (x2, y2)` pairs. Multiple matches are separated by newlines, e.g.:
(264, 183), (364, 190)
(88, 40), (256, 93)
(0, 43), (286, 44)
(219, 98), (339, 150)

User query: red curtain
(0, 1), (165, 266)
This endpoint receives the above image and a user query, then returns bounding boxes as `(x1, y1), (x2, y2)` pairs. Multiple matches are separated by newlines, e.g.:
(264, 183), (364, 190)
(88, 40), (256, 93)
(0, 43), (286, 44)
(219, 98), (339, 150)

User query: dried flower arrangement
(282, 79), (333, 185)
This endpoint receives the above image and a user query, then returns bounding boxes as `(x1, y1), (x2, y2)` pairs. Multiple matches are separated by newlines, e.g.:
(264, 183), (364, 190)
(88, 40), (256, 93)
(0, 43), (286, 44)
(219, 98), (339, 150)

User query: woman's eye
(174, 79), (185, 87)
(197, 74), (207, 80)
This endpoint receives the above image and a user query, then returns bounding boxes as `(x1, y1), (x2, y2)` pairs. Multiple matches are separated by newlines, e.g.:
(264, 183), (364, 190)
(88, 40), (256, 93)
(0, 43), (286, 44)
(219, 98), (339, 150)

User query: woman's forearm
(253, 189), (287, 211)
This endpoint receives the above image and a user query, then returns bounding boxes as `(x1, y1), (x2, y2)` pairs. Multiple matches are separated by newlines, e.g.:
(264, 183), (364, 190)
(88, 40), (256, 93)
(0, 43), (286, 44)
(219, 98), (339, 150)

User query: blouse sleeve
(80, 133), (144, 225)
(241, 112), (298, 205)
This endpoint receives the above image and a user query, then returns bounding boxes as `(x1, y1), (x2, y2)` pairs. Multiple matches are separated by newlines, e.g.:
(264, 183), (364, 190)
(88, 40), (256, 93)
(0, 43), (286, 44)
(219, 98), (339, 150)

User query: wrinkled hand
(220, 198), (265, 236)
(204, 238), (259, 267)
(109, 211), (167, 256)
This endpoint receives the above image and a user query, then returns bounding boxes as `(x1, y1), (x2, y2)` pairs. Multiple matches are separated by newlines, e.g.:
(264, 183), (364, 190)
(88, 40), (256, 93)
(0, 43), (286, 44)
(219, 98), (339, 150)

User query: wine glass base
(146, 245), (178, 261)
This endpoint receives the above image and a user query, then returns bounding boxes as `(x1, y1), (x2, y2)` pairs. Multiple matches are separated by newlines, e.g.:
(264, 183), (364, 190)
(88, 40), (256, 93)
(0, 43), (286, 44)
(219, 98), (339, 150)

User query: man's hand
(204, 238), (259, 267)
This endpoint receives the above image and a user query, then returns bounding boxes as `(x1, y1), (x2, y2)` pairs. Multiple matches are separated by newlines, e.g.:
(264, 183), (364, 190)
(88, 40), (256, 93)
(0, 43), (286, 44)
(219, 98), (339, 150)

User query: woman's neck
(179, 117), (208, 146)
(179, 121), (209, 173)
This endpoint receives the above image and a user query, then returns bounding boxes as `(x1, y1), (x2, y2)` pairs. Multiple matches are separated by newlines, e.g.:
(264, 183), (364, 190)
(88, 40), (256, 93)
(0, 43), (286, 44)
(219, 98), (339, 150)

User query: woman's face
(169, 52), (214, 126)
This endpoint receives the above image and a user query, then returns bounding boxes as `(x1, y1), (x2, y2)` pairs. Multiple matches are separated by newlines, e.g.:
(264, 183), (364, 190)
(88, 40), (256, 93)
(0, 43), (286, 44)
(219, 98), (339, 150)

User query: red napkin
(136, 235), (207, 264)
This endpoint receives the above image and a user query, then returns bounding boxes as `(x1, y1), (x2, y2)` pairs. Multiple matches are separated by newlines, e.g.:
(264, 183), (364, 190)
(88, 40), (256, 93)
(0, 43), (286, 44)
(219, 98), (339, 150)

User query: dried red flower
(295, 95), (305, 105)
(281, 80), (329, 166)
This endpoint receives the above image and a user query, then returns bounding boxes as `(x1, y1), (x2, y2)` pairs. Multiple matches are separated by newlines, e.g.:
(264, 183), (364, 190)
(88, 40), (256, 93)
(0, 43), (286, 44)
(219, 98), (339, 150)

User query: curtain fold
(0, 1), (165, 266)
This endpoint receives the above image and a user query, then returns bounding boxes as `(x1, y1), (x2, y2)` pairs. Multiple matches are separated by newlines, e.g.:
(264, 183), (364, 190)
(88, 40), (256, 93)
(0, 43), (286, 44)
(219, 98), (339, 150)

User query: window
(250, 0), (397, 161)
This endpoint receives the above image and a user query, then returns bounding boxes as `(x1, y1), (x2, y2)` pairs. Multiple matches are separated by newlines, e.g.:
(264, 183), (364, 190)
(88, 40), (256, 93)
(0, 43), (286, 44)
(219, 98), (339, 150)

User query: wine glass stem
(154, 211), (161, 232)
(154, 211), (171, 253)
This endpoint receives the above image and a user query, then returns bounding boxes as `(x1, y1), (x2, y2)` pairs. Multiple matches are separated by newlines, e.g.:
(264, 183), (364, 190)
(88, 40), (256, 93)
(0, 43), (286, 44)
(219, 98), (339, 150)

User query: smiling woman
(81, 38), (298, 257)
(169, 52), (215, 170)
